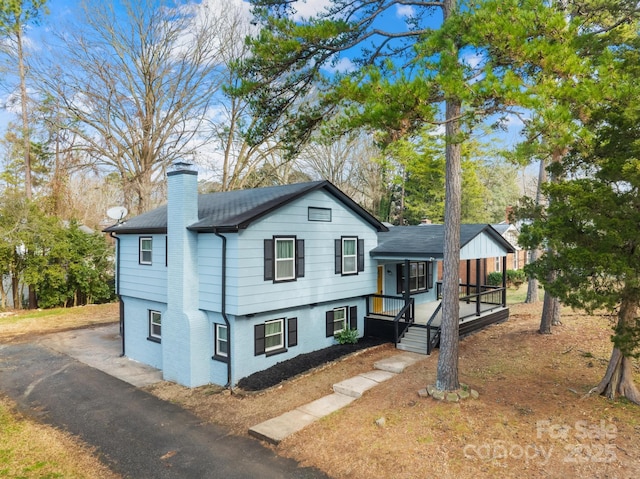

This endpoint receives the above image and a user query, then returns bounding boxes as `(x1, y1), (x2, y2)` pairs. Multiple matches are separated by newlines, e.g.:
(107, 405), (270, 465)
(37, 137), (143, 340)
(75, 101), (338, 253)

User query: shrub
(487, 271), (503, 286)
(506, 269), (526, 287)
(335, 328), (359, 345)
(487, 270), (526, 288)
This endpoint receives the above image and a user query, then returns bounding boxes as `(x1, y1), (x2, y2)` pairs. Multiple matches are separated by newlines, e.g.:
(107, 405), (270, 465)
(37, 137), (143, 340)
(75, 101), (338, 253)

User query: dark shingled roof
(370, 224), (515, 258)
(490, 223), (511, 235)
(104, 180), (387, 234)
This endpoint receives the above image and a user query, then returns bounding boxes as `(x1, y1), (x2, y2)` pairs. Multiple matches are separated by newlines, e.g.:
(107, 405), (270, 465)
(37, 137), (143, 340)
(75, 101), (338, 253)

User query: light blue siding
(198, 234), (224, 312)
(122, 296), (164, 369)
(229, 296), (366, 385)
(461, 232), (507, 260)
(118, 234), (167, 303)
(225, 190), (379, 317)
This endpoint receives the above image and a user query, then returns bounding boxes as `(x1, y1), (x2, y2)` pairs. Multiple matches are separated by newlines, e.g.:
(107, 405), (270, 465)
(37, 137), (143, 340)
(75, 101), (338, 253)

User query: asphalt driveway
(0, 341), (327, 479)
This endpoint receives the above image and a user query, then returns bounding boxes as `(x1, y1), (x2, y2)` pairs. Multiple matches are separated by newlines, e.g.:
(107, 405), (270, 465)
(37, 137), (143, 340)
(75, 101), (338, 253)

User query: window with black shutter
(264, 236), (304, 282)
(335, 237), (365, 275)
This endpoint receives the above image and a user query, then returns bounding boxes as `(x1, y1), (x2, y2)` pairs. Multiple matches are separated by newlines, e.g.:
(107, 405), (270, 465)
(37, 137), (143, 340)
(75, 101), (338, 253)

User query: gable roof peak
(104, 180), (386, 234)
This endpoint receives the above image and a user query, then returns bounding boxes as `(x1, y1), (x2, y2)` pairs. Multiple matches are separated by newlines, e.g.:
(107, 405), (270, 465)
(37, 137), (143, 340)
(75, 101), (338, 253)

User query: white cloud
(396, 5), (415, 18)
(291, 0), (334, 20)
(462, 52), (484, 69)
(322, 56), (355, 74)
(431, 124), (446, 136)
(502, 115), (523, 127)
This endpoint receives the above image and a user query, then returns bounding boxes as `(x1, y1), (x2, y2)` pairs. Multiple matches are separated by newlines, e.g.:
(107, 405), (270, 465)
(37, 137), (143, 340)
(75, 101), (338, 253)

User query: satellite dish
(106, 206), (128, 222)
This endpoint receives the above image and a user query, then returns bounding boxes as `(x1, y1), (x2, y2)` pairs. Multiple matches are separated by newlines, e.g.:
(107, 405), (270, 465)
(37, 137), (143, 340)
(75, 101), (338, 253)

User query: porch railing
(392, 298), (415, 345)
(437, 282), (504, 305)
(365, 294), (415, 344)
(366, 294), (414, 321)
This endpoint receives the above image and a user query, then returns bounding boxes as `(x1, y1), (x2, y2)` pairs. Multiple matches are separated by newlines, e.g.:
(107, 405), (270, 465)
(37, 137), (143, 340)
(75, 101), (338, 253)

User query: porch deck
(363, 288), (509, 354)
(366, 299), (507, 327)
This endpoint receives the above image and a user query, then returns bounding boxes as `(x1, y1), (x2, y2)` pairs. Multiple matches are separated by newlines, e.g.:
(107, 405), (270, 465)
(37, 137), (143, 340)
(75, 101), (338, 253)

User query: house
(444, 222), (527, 286)
(491, 223), (528, 271)
(105, 163), (515, 388)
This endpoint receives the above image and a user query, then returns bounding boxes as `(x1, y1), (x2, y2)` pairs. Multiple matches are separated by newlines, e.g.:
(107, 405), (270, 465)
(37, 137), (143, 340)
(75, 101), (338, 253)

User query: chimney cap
(172, 161), (194, 172)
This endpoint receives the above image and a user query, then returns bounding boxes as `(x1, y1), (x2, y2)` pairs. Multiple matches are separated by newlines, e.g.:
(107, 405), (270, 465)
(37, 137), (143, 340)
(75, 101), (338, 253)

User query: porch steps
(397, 326), (431, 355)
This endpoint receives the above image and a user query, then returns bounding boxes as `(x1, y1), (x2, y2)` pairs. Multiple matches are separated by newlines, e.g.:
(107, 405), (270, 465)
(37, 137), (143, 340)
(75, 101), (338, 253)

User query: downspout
(213, 230), (232, 388)
(109, 232), (125, 357)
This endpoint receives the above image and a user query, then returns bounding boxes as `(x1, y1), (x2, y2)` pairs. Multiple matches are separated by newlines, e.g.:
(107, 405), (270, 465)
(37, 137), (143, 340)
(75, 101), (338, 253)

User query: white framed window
(149, 310), (161, 340)
(495, 256), (502, 272)
(264, 319), (284, 352)
(215, 324), (228, 358)
(275, 238), (295, 281)
(342, 238), (357, 274)
(139, 237), (152, 265)
(333, 307), (347, 334)
(513, 252), (518, 270)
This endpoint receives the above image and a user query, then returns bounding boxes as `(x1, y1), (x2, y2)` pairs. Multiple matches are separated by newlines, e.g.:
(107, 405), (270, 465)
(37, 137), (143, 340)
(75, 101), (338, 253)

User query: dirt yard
(147, 302), (640, 479)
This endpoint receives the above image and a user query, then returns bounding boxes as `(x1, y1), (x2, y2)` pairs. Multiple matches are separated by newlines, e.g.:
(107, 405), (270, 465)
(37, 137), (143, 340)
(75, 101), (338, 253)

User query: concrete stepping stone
(249, 353), (424, 444)
(333, 375), (379, 398)
(373, 352), (422, 374)
(297, 393), (356, 418)
(358, 369), (396, 383)
(249, 409), (317, 445)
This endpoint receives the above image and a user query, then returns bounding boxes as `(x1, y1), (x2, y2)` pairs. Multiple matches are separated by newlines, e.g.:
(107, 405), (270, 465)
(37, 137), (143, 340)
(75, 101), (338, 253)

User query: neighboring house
(491, 223), (528, 271)
(105, 163), (515, 388)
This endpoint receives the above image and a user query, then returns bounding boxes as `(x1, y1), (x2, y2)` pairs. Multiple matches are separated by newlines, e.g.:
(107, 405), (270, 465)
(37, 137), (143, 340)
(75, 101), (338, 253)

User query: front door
(374, 266), (384, 313)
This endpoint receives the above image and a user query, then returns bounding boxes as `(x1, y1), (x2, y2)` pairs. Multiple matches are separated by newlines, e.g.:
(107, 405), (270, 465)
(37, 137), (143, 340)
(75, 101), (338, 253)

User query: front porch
(363, 283), (509, 355)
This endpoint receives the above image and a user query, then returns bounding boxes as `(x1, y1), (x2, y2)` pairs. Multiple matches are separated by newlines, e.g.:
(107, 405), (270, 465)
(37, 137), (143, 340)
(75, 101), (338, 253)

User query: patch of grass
(506, 285), (531, 304)
(0, 396), (119, 479)
(0, 303), (119, 342)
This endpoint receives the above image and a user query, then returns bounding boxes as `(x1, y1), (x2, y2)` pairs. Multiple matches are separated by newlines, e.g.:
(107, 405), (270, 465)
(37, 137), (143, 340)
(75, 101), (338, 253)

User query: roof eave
(102, 226), (167, 235)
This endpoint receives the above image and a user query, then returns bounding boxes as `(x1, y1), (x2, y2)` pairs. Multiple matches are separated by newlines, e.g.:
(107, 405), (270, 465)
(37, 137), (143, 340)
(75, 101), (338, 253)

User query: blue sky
(0, 0), (527, 167)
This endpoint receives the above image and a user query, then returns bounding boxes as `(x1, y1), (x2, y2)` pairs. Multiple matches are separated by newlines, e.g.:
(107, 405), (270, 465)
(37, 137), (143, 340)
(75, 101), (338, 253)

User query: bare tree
(36, 0), (233, 213)
(0, 0), (48, 200)
(299, 132), (387, 214)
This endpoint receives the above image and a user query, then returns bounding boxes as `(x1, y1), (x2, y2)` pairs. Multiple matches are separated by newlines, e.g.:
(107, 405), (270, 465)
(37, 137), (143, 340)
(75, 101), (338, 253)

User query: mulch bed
(237, 337), (387, 391)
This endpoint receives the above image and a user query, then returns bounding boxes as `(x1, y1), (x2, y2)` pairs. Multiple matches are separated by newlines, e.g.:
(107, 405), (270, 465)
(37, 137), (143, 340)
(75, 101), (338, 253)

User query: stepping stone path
(249, 353), (422, 445)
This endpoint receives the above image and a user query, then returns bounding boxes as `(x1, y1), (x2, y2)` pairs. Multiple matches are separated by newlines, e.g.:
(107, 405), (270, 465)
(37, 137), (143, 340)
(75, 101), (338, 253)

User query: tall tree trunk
(436, 100), (462, 391)
(539, 288), (558, 334)
(135, 169), (154, 214)
(0, 278), (6, 310)
(539, 150), (564, 330)
(435, 0), (462, 392)
(11, 274), (20, 310)
(17, 27), (33, 200)
(526, 159), (546, 303)
(588, 295), (640, 405)
(525, 248), (539, 303)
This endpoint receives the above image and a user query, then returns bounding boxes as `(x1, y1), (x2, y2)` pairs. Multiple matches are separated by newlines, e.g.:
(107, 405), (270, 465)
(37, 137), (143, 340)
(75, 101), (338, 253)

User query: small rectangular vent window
(308, 207), (331, 222)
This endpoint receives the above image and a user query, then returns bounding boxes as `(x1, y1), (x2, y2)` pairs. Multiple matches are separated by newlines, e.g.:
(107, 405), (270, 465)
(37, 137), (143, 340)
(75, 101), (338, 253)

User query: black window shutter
(288, 317), (298, 347)
(349, 306), (357, 329)
(396, 263), (403, 294)
(325, 310), (334, 337)
(264, 239), (274, 281)
(296, 239), (305, 278)
(427, 261), (434, 291)
(357, 239), (365, 272)
(254, 324), (265, 356)
(334, 239), (342, 274)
